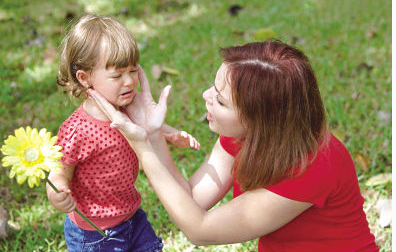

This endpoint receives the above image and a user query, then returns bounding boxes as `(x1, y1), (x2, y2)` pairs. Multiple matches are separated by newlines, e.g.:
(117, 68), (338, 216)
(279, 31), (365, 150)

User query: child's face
(88, 54), (138, 109)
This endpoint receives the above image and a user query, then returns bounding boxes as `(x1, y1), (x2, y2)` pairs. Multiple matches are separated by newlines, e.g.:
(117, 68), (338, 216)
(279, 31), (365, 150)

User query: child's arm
(163, 123), (200, 150)
(46, 163), (76, 213)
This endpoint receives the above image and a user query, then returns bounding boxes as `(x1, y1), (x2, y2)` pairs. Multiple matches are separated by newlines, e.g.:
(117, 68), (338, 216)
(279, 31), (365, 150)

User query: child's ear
(76, 70), (90, 88)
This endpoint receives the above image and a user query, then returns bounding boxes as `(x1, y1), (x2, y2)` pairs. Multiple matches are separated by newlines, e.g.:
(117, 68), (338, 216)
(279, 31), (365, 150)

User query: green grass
(0, 0), (391, 251)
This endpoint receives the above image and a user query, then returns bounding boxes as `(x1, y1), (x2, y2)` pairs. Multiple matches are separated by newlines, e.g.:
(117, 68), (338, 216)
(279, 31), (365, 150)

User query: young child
(46, 14), (199, 252)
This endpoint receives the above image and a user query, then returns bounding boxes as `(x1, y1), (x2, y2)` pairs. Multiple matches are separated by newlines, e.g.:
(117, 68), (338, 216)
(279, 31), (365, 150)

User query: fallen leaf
(0, 207), (8, 239)
(366, 30), (377, 38)
(353, 62), (373, 75)
(351, 92), (360, 100)
(65, 12), (75, 21)
(7, 220), (20, 231)
(0, 9), (11, 21)
(375, 198), (392, 228)
(151, 65), (163, 80)
(26, 30), (45, 47)
(9, 82), (17, 88)
(119, 6), (129, 16)
(254, 28), (275, 41)
(232, 29), (245, 36)
(377, 111), (391, 126)
(291, 36), (306, 45)
(365, 173), (392, 187)
(354, 152), (370, 172)
(228, 5), (243, 16)
(162, 67), (181, 76)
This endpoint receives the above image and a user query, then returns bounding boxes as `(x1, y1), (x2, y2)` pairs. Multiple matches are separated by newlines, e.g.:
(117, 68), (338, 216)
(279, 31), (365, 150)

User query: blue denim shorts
(64, 209), (163, 252)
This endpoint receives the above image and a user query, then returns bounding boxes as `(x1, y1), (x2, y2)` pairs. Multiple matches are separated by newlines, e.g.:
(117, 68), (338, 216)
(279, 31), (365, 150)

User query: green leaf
(162, 67), (181, 76)
(253, 28), (275, 41)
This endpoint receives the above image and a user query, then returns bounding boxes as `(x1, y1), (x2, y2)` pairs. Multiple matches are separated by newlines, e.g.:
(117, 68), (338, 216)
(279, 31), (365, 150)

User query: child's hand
(164, 131), (200, 150)
(48, 187), (76, 213)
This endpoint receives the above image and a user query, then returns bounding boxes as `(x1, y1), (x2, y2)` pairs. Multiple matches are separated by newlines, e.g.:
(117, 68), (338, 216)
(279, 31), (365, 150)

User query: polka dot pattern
(56, 105), (141, 219)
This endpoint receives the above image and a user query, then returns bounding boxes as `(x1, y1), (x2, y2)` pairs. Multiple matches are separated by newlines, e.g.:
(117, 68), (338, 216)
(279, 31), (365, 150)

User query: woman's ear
(76, 70), (90, 88)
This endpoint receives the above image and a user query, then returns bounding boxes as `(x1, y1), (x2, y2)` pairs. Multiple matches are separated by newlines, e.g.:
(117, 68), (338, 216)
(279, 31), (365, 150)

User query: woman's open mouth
(207, 112), (214, 122)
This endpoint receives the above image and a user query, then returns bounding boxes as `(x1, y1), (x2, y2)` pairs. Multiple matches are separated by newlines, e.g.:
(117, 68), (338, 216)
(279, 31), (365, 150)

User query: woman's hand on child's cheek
(88, 89), (148, 141)
(125, 69), (172, 135)
(164, 131), (201, 150)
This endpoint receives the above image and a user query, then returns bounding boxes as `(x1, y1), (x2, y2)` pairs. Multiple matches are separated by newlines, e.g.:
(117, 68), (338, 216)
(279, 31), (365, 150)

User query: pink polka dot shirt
(56, 105), (141, 230)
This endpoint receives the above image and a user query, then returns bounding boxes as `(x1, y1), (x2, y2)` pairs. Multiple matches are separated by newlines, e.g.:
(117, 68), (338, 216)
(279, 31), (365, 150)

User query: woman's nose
(202, 87), (213, 103)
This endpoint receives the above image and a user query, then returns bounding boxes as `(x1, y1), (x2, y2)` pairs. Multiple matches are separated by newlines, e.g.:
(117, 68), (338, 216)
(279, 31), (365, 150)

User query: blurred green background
(0, 0), (391, 251)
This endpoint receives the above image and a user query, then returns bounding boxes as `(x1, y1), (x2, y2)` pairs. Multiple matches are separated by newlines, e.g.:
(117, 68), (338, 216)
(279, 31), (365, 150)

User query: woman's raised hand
(88, 89), (148, 142)
(123, 65), (172, 135)
(88, 65), (171, 142)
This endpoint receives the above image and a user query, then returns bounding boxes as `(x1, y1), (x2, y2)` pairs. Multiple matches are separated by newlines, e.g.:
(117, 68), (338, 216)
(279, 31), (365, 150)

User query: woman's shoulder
(314, 132), (355, 175)
(264, 133), (357, 206)
(219, 135), (241, 157)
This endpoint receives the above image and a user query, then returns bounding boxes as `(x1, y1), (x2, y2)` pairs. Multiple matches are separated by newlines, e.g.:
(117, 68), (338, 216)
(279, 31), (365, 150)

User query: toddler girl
(46, 14), (198, 252)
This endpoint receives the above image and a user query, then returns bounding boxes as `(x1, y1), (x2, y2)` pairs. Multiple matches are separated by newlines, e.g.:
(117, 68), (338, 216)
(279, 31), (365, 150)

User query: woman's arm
(134, 139), (312, 245)
(149, 132), (234, 210)
(187, 138), (234, 210)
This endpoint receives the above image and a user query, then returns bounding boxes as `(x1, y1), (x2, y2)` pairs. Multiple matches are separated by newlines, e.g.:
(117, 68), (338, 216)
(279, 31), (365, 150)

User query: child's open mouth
(120, 91), (133, 98)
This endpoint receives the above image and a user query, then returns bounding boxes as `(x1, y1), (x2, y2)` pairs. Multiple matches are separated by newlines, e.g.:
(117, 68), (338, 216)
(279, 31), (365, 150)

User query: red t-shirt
(56, 105), (141, 230)
(219, 134), (378, 252)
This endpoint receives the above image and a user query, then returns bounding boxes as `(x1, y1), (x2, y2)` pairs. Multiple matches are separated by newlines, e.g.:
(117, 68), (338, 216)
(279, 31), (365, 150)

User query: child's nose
(124, 74), (134, 87)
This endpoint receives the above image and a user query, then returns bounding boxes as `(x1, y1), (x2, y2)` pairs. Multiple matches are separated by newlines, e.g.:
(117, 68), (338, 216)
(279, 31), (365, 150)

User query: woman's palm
(124, 90), (166, 134)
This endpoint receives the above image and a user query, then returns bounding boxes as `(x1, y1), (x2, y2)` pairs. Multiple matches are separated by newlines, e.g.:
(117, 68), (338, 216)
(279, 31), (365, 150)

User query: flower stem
(46, 178), (108, 238)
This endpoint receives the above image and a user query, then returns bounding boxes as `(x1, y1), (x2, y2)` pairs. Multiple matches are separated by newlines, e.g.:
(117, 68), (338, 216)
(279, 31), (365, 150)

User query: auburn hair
(220, 41), (329, 191)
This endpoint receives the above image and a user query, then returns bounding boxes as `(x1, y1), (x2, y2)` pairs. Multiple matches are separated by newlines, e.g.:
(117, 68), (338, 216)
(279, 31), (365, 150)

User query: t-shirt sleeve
(56, 121), (95, 166)
(219, 135), (241, 157)
(265, 151), (335, 208)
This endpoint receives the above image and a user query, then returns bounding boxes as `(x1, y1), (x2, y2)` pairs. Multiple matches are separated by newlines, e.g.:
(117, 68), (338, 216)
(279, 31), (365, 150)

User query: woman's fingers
(137, 65), (152, 95)
(111, 120), (148, 141)
(87, 89), (117, 120)
(158, 85), (172, 109)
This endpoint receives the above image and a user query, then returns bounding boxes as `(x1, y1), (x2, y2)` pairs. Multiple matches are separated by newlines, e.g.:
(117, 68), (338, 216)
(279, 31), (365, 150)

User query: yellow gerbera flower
(1, 126), (63, 188)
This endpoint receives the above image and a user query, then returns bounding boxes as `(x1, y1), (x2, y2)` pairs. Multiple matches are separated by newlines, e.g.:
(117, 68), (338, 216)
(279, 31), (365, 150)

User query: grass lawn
(0, 0), (391, 251)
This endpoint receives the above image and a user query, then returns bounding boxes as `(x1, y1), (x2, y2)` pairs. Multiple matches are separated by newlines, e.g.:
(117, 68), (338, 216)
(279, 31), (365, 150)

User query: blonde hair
(57, 14), (140, 98)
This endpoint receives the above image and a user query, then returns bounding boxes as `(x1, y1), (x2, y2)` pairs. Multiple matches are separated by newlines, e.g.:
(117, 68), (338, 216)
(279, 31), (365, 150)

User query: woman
(89, 41), (378, 251)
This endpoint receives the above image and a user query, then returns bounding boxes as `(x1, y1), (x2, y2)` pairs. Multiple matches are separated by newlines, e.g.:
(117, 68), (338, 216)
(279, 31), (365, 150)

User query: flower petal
(2, 156), (22, 167)
(16, 173), (27, 185)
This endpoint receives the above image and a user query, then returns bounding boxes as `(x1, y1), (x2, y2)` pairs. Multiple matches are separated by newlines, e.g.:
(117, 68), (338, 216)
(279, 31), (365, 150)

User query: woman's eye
(112, 75), (121, 79)
(216, 95), (224, 106)
(130, 69), (137, 73)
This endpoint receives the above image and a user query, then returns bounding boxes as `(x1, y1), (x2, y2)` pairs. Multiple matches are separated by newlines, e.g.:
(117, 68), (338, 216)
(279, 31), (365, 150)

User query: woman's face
(202, 63), (245, 138)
